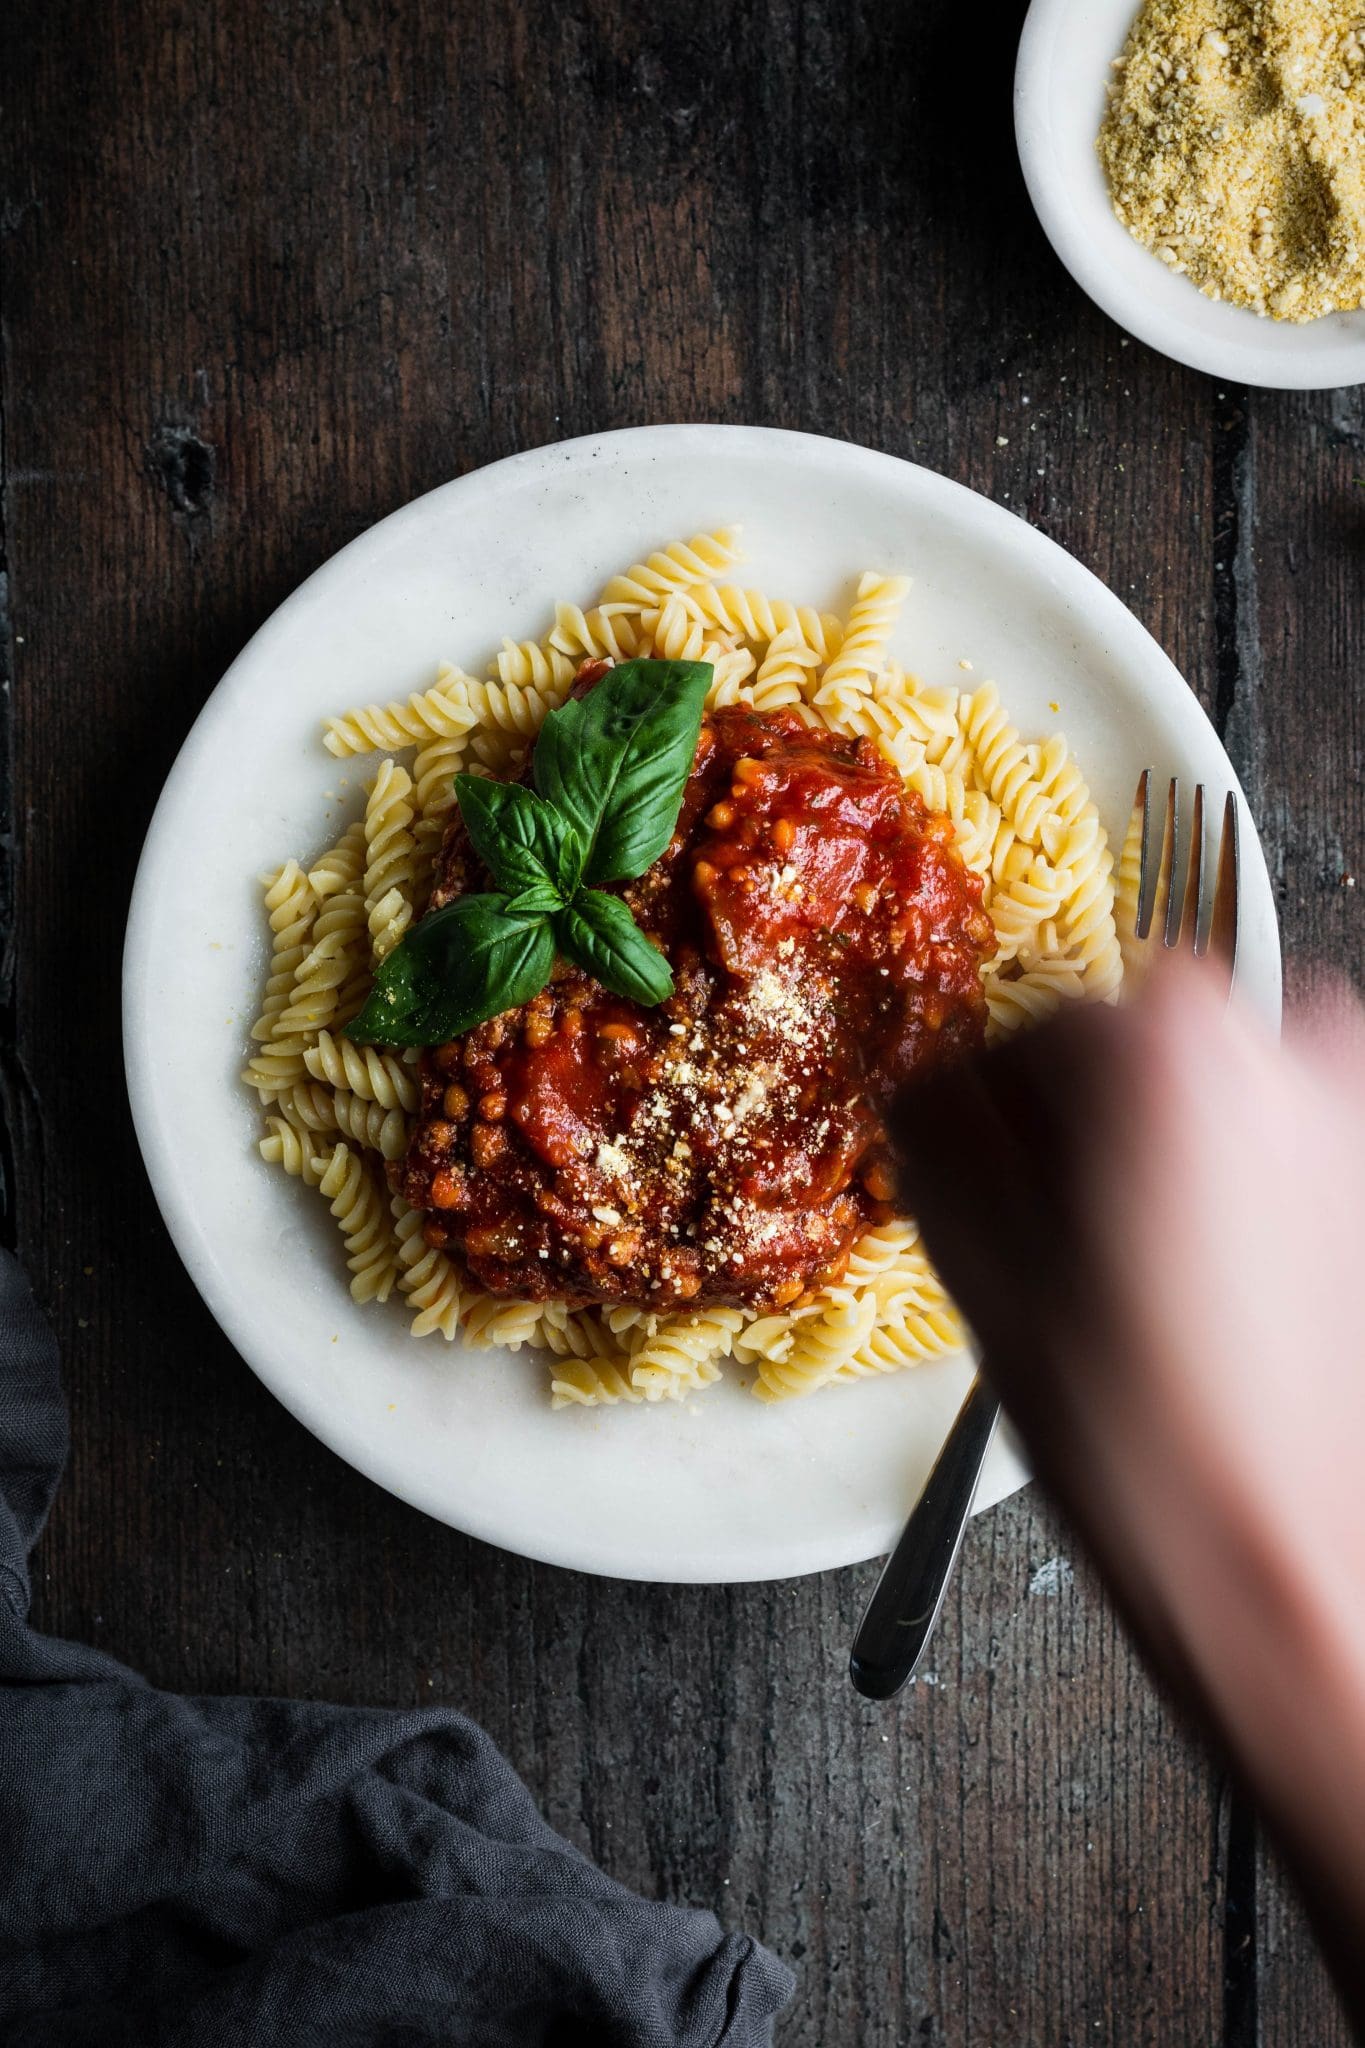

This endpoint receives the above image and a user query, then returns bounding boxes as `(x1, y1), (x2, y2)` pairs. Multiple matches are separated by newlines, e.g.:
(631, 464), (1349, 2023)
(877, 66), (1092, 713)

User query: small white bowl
(1015, 0), (1365, 390)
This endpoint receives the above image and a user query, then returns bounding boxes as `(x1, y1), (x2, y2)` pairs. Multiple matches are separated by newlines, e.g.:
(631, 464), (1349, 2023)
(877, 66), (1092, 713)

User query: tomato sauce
(395, 698), (993, 1312)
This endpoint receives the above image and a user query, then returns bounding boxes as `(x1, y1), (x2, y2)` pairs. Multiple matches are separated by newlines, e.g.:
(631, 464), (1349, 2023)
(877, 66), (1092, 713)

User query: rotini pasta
(814, 572), (911, 699)
(392, 1200), (464, 1338)
(323, 667), (479, 760)
(492, 637), (577, 693)
(1060, 836), (1123, 1001)
(744, 627), (820, 709)
(247, 861), (316, 1043)
(678, 585), (844, 662)
(596, 528), (743, 609)
(629, 1309), (746, 1402)
(547, 602), (642, 664)
(818, 670), (959, 778)
(274, 874), (368, 1043)
(303, 1030), (419, 1111)
(838, 1217), (928, 1286)
(265, 1080), (410, 1161)
(463, 1293), (542, 1352)
(409, 664), (480, 894)
(536, 1299), (629, 1360)
(986, 856), (1074, 968)
(638, 593), (712, 665)
(307, 819), (367, 901)
(750, 1292), (880, 1402)
(549, 1357), (644, 1408)
(317, 1142), (399, 1303)
(959, 682), (1056, 847)
(240, 859), (319, 1101)
(332, 1089), (411, 1162)
(258, 1112), (327, 1186)
(834, 1286), (965, 1383)
(248, 527), (1122, 1398)
(362, 759), (417, 962)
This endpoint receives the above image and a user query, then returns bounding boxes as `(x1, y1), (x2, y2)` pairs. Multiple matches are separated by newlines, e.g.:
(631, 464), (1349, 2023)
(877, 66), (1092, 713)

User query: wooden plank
(1236, 381), (1365, 2048)
(1, 0), (1353, 2041)
(1234, 387), (1365, 1002)
(1258, 1852), (1356, 2048)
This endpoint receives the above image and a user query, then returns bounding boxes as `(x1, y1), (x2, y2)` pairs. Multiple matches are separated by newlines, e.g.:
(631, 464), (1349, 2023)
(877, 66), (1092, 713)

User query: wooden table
(4, 3), (1359, 2041)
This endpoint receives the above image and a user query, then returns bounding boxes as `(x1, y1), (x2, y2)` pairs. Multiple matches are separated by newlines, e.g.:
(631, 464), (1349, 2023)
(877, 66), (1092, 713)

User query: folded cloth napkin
(0, 1252), (793, 2046)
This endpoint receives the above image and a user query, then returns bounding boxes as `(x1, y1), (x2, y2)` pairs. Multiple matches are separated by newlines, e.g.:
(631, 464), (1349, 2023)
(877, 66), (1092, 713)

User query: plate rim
(1014, 0), (1365, 392)
(123, 421), (1282, 1581)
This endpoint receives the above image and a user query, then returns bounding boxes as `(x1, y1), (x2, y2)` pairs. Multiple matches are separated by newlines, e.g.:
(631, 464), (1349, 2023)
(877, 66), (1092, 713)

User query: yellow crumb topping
(1098, 1), (1365, 321)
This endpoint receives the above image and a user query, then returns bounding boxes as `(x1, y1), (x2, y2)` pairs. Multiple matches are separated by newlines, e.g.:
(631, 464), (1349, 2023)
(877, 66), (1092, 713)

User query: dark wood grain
(2, 2), (1359, 2042)
(1237, 384), (1365, 2048)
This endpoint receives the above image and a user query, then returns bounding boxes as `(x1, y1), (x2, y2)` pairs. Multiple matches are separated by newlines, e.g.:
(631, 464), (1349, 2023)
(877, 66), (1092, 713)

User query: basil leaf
(555, 889), (674, 1007)
(503, 881), (564, 920)
(346, 893), (555, 1046)
(454, 775), (569, 899)
(532, 659), (712, 886)
(555, 823), (584, 901)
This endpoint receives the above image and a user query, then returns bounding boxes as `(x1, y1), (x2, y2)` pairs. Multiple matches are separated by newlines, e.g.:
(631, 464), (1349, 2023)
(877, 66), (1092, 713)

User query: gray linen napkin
(0, 1250), (793, 2046)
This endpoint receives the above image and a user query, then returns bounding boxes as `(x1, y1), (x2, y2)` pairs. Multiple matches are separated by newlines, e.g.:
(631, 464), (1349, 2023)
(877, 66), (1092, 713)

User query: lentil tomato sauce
(394, 686), (993, 1312)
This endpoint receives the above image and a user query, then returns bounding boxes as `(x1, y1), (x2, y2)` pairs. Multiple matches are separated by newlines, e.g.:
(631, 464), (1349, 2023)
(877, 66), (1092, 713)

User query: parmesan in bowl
(1014, 0), (1365, 388)
(1098, 1), (1365, 323)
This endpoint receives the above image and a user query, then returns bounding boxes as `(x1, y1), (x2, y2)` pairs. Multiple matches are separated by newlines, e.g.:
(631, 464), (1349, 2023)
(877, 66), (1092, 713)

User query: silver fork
(1129, 770), (1241, 985)
(849, 772), (1243, 1701)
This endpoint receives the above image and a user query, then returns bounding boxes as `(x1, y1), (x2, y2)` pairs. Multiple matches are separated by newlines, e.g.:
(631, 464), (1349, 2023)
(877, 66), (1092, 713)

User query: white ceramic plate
(123, 425), (1281, 1583)
(1016, 0), (1365, 391)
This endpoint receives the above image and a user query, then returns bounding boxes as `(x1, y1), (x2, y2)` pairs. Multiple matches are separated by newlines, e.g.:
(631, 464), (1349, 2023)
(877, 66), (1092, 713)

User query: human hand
(893, 965), (1365, 2017)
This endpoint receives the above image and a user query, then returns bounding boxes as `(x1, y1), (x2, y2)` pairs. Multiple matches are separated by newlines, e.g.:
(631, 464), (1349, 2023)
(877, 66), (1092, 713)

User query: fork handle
(849, 1374), (1001, 1700)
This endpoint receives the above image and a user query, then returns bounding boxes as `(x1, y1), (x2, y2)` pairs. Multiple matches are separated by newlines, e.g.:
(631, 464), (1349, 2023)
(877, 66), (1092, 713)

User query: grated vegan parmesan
(1097, 1), (1365, 321)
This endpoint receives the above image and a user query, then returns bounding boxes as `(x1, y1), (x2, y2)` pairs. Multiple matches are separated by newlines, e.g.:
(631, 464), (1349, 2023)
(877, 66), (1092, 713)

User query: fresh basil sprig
(554, 888), (675, 1008)
(534, 659), (715, 884)
(347, 658), (711, 1047)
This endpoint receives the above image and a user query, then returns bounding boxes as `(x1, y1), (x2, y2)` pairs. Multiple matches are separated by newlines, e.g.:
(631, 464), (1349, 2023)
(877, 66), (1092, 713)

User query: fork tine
(1207, 791), (1241, 980)
(1138, 775), (1178, 943)
(1161, 777), (1185, 949)
(1132, 770), (1157, 939)
(1172, 783), (1205, 952)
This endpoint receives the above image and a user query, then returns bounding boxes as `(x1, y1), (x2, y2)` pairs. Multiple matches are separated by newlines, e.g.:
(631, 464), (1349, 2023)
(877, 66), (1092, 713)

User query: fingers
(1283, 968), (1365, 1093)
(891, 1003), (1124, 1364)
(889, 959), (1266, 1378)
(893, 1053), (1035, 1335)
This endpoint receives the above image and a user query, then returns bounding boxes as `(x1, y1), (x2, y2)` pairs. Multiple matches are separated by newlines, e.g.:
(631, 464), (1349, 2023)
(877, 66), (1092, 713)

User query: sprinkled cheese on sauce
(400, 702), (991, 1311)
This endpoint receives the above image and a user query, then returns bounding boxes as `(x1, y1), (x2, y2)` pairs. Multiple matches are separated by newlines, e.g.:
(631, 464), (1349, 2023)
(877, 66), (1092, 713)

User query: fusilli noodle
(317, 1142), (399, 1303)
(362, 759), (417, 962)
(463, 1294), (542, 1351)
(248, 861), (316, 1043)
(750, 1292), (880, 1402)
(629, 1309), (745, 1403)
(274, 870), (368, 1042)
(258, 1113), (326, 1186)
(492, 638), (577, 692)
(323, 667), (479, 760)
(680, 584), (844, 660)
(547, 603), (642, 664)
(266, 1080), (410, 1161)
(814, 572), (911, 699)
(597, 528), (743, 610)
(550, 1357), (644, 1408)
(304, 1030), (418, 1111)
(392, 1200), (464, 1338)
